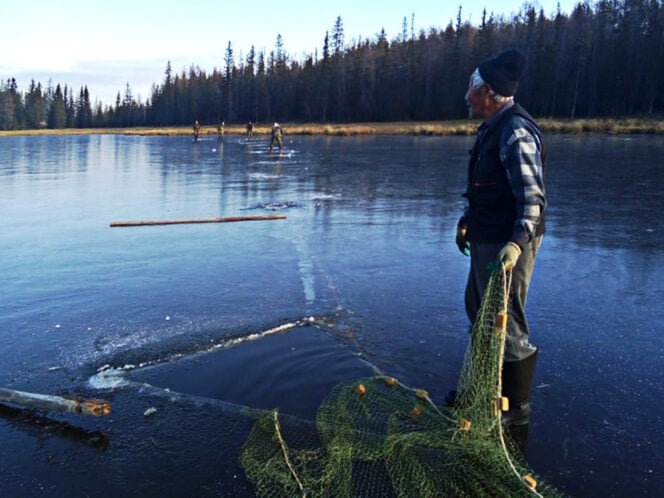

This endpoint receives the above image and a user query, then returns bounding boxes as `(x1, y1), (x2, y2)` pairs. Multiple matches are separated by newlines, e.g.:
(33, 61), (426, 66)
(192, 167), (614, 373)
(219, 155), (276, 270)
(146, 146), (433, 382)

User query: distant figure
(217, 121), (225, 140)
(270, 122), (283, 154)
(193, 120), (201, 141)
(246, 121), (254, 138)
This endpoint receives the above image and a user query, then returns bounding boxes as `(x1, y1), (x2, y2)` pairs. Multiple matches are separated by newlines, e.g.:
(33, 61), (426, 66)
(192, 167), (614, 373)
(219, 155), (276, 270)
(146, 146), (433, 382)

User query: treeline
(1, 0), (663, 131)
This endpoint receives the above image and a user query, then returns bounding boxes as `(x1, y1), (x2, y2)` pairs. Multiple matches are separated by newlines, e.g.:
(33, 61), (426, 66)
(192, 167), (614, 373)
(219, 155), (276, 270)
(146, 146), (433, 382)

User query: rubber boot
(505, 423), (529, 460)
(501, 349), (538, 427)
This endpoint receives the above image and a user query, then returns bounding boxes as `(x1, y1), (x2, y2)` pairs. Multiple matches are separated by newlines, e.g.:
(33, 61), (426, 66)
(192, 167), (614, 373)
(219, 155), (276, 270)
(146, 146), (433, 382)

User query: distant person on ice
(193, 120), (201, 141)
(246, 121), (254, 138)
(270, 122), (283, 154)
(217, 121), (225, 140)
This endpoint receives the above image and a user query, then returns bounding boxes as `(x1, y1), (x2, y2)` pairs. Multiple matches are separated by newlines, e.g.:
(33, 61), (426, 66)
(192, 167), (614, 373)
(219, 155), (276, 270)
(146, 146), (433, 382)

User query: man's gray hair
(469, 68), (513, 104)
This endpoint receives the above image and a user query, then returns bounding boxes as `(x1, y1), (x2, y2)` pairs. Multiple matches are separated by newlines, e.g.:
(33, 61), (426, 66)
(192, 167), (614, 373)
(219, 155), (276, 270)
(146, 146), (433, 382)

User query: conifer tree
(47, 84), (67, 128)
(25, 80), (45, 128)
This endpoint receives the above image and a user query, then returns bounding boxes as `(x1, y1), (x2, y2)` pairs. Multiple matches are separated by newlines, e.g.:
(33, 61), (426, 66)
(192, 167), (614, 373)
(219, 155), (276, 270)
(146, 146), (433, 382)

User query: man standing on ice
(270, 122), (283, 154)
(450, 49), (546, 430)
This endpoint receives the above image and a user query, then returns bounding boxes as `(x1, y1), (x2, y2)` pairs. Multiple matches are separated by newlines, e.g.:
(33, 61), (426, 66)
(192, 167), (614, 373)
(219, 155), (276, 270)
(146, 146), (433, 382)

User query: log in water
(110, 214), (287, 227)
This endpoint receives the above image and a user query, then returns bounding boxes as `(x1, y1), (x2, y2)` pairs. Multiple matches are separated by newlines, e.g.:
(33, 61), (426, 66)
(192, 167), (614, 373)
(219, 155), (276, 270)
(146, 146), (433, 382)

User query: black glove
(456, 225), (470, 256)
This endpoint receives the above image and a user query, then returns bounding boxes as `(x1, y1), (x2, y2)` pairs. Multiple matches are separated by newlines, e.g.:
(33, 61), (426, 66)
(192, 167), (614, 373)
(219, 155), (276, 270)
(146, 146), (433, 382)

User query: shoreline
(1, 118), (664, 137)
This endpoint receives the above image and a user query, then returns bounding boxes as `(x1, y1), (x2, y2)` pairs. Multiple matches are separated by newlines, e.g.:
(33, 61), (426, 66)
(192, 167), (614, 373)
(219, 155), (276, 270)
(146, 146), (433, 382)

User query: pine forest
(1, 0), (662, 131)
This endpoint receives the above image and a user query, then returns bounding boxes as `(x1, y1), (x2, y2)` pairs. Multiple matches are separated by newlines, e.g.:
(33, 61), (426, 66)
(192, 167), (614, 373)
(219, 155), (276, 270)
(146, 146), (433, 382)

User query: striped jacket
(461, 102), (546, 249)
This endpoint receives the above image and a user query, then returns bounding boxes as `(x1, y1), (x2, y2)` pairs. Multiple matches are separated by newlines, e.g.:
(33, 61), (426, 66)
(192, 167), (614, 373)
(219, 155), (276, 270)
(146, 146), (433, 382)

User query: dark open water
(0, 133), (662, 497)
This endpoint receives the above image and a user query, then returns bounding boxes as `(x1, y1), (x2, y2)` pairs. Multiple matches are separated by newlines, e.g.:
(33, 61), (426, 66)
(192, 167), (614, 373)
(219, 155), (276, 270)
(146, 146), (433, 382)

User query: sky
(1, 0), (580, 107)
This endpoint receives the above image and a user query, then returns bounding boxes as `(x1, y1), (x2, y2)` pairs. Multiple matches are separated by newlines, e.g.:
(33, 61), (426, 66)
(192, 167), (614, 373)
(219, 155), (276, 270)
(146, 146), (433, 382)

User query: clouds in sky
(1, 0), (578, 106)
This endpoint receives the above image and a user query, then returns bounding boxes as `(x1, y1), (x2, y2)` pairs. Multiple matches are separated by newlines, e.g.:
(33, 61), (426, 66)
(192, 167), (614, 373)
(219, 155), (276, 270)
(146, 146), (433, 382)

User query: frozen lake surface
(0, 133), (662, 496)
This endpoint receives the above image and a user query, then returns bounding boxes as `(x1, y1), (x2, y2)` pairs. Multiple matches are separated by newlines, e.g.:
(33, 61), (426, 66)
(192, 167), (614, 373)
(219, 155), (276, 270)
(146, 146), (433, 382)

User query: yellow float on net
(384, 377), (397, 387)
(493, 397), (510, 416)
(494, 311), (508, 333)
(523, 474), (537, 489)
(356, 384), (366, 396)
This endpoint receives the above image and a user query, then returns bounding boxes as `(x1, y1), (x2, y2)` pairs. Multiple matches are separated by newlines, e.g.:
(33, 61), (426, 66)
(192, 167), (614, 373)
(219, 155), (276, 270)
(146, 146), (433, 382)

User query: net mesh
(240, 268), (563, 497)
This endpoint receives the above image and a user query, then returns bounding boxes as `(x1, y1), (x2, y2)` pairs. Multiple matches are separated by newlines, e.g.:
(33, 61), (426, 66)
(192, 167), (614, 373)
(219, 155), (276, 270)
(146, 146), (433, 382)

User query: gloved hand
(455, 225), (470, 256)
(496, 241), (522, 270)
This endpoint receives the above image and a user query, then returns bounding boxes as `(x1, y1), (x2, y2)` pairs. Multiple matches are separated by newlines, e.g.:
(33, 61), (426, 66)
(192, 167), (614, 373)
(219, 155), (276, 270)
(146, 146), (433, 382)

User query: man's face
(465, 77), (490, 120)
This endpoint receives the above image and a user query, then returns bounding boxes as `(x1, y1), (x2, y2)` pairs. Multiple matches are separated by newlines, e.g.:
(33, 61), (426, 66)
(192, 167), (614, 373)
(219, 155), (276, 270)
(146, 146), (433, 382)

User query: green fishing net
(240, 268), (563, 497)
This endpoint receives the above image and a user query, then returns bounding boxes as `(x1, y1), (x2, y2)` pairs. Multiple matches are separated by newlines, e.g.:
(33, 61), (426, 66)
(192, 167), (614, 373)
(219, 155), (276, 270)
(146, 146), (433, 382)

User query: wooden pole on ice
(0, 388), (112, 416)
(109, 214), (286, 227)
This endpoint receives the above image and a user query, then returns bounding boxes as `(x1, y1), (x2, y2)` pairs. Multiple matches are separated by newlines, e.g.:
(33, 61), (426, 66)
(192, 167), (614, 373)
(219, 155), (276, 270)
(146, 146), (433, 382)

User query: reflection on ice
(248, 172), (280, 180)
(242, 201), (304, 210)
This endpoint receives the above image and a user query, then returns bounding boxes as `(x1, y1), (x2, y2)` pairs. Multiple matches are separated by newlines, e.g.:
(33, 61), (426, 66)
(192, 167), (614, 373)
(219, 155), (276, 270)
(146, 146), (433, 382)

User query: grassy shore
(2, 118), (664, 137)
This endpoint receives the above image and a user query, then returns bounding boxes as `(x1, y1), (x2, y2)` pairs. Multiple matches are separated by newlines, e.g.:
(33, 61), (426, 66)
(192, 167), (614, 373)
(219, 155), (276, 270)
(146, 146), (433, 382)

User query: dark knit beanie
(478, 49), (526, 97)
